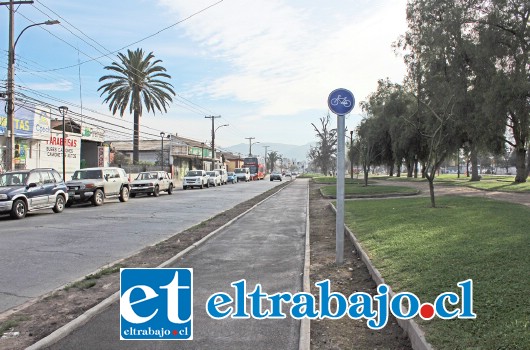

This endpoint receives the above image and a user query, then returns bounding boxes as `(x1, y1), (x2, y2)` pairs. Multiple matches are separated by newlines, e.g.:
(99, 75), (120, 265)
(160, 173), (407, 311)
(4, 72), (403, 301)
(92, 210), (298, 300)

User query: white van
(214, 168), (228, 185)
(234, 168), (250, 182)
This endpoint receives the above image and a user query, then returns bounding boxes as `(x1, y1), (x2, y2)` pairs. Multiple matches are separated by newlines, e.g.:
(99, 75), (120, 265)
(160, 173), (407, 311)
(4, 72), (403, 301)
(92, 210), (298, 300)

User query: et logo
(120, 268), (193, 340)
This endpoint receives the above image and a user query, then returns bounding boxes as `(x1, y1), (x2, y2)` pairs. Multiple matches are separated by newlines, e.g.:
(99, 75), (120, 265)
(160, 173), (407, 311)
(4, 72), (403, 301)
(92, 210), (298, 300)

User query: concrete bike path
(44, 179), (309, 350)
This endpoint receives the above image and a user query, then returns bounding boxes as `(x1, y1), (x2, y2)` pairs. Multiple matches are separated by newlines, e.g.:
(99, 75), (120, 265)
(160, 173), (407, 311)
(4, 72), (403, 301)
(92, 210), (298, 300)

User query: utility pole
(3, 0), (51, 170)
(205, 115), (221, 169)
(245, 137), (255, 157)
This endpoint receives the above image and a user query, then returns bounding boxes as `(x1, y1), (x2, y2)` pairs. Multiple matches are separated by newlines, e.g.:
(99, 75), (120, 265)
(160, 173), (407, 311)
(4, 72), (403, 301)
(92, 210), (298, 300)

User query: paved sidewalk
(44, 179), (309, 350)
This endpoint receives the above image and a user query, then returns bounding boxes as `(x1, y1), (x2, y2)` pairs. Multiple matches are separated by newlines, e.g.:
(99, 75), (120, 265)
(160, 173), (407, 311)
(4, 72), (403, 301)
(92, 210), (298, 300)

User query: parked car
(214, 168), (228, 185)
(207, 171), (222, 187)
(270, 171), (282, 181)
(234, 167), (250, 182)
(227, 172), (238, 184)
(285, 172), (292, 178)
(183, 170), (209, 189)
(0, 168), (68, 219)
(130, 171), (174, 197)
(66, 167), (130, 206)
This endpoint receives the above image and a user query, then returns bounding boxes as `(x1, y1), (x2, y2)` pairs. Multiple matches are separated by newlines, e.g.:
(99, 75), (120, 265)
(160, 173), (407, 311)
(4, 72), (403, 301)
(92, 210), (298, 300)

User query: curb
(329, 202), (434, 350)
(26, 181), (295, 350)
(298, 180), (311, 350)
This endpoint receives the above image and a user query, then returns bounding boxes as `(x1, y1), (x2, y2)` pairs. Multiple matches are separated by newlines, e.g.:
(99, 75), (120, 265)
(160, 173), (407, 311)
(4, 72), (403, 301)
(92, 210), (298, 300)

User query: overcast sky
(1, 0), (408, 150)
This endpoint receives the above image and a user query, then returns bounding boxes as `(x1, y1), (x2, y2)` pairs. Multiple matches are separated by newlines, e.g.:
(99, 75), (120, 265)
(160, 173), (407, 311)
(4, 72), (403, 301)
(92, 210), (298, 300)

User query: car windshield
(0, 172), (28, 186)
(235, 169), (244, 173)
(136, 172), (158, 180)
(207, 172), (216, 176)
(72, 170), (103, 180)
(228, 172), (234, 176)
(186, 171), (202, 177)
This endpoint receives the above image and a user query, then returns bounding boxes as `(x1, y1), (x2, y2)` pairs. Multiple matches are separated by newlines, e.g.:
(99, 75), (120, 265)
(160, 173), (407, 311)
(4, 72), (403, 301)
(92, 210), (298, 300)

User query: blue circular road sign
(328, 88), (355, 115)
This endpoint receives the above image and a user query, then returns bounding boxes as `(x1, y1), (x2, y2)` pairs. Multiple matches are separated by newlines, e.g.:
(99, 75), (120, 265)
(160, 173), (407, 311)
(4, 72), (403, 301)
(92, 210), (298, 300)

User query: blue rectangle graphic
(120, 268), (193, 340)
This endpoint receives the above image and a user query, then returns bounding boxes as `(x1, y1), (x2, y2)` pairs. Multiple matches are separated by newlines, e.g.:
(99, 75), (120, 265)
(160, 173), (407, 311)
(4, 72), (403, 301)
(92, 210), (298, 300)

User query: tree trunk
(363, 164), (369, 186)
(396, 161), (401, 177)
(514, 147), (527, 183)
(413, 158), (419, 178)
(470, 147), (480, 181)
(133, 109), (140, 165)
(526, 145), (530, 178)
(427, 175), (436, 208)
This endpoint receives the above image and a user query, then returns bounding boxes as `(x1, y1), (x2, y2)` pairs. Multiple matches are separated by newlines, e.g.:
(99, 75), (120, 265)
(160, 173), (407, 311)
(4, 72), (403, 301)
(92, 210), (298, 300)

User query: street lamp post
(350, 130), (354, 180)
(212, 124), (228, 168)
(249, 141), (260, 157)
(5, 13), (59, 171)
(201, 142), (205, 170)
(263, 145), (269, 173)
(160, 132), (166, 170)
(58, 106), (68, 180)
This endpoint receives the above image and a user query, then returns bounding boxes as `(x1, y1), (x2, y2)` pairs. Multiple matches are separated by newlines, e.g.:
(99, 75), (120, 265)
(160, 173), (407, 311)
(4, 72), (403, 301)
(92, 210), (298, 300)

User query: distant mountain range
(222, 142), (314, 162)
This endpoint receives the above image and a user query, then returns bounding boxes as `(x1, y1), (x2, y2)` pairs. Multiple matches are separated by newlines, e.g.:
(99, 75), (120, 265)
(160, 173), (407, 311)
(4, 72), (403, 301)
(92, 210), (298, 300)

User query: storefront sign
(81, 123), (105, 142)
(0, 102), (51, 139)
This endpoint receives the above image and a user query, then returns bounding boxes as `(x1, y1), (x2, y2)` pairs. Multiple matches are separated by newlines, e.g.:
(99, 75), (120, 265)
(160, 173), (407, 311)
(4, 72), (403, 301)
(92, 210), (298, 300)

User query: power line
(28, 0), (224, 73)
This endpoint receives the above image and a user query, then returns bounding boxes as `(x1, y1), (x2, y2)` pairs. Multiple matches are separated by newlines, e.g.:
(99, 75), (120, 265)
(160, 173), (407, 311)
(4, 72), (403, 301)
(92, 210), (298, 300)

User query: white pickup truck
(234, 168), (250, 182)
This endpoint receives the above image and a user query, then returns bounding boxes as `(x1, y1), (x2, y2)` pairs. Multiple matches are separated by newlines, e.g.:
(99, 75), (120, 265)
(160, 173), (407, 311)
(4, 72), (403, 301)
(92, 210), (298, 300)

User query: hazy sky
(1, 0), (408, 149)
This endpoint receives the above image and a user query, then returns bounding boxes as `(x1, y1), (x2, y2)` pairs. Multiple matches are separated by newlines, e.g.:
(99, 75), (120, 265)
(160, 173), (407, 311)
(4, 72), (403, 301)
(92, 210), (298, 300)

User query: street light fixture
(160, 132), (166, 170)
(58, 106), (68, 180)
(5, 18), (60, 171)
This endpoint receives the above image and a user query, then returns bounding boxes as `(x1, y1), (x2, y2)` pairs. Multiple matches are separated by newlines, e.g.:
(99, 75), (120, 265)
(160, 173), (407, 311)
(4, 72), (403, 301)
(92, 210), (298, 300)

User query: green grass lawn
(343, 196), (530, 349)
(321, 184), (417, 197)
(313, 176), (374, 185)
(382, 174), (530, 192)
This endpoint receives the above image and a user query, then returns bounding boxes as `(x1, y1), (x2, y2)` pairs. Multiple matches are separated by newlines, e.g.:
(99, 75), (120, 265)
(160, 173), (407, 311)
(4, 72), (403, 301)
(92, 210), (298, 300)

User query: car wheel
(153, 185), (160, 197)
(91, 189), (104, 206)
(10, 199), (27, 219)
(168, 184), (173, 195)
(206, 182), (210, 188)
(183, 186), (187, 190)
(130, 193), (136, 198)
(270, 179), (273, 181)
(119, 186), (130, 202)
(65, 199), (73, 208)
(52, 194), (66, 213)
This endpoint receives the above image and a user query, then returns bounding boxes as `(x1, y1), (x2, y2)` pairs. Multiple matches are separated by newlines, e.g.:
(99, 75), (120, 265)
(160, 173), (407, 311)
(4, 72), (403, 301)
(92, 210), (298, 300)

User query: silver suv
(66, 167), (130, 206)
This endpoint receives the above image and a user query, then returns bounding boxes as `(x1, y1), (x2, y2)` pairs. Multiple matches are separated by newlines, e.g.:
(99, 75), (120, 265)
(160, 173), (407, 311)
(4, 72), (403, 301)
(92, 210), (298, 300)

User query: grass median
(343, 196), (529, 349)
(321, 184), (417, 197)
(381, 174), (530, 192)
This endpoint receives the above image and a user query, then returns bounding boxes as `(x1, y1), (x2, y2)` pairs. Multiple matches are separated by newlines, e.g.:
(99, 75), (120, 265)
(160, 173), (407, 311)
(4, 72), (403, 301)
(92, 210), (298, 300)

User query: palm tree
(98, 48), (175, 164)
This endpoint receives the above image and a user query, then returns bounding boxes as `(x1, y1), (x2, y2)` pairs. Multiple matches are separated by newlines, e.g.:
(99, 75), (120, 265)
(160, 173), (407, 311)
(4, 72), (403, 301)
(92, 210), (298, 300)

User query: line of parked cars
(0, 165), (281, 220)
(0, 166), (177, 220)
(183, 168), (239, 189)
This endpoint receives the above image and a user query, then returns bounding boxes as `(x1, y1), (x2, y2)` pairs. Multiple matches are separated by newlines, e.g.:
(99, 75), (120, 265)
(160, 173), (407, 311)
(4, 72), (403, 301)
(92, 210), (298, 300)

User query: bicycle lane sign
(328, 88), (355, 115)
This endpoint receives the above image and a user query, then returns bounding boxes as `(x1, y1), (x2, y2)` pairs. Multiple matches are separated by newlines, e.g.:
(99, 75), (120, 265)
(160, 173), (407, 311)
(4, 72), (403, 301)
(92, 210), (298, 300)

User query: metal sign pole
(336, 113), (346, 264)
(327, 88), (355, 266)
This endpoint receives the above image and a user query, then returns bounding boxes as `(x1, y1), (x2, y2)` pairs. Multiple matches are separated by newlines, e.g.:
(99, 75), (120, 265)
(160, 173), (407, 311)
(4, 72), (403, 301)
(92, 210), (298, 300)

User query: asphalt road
(0, 178), (290, 313)
(47, 178), (308, 350)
